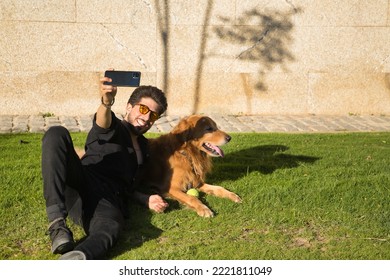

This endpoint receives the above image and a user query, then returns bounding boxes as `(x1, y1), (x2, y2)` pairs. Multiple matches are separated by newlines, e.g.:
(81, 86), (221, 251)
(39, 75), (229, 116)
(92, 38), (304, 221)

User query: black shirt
(81, 112), (148, 214)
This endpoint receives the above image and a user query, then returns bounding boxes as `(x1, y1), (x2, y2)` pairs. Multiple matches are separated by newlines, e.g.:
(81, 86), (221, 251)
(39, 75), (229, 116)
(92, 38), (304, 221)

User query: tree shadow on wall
(154, 1), (302, 114)
(155, 0), (170, 95)
(154, 0), (215, 114)
(385, 73), (390, 91)
(213, 6), (302, 92)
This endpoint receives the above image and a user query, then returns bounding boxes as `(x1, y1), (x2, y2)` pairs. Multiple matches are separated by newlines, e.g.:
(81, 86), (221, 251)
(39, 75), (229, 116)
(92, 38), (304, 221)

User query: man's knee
(43, 126), (70, 144)
(42, 126), (74, 156)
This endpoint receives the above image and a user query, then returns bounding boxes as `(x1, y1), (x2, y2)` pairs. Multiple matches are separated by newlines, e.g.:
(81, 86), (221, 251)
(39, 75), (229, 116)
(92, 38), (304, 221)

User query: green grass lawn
(0, 132), (389, 260)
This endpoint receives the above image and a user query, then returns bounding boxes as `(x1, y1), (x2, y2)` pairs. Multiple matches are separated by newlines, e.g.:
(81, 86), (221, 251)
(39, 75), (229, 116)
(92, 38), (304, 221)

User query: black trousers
(42, 126), (124, 259)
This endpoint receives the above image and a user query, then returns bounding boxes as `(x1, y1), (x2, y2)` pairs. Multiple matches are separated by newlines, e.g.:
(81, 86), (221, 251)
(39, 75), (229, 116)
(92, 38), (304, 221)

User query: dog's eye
(205, 126), (214, 132)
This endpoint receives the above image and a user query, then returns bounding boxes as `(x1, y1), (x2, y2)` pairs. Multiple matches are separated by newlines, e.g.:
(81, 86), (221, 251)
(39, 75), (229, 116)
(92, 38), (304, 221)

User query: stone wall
(1, 0), (390, 116)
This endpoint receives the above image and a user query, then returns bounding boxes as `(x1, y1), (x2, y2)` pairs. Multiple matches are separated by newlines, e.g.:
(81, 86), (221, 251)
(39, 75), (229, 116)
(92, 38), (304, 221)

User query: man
(41, 71), (169, 260)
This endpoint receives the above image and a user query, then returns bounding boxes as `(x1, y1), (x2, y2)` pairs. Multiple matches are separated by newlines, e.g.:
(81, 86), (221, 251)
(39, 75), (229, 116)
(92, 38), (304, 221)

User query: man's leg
(41, 126), (85, 254)
(61, 198), (124, 260)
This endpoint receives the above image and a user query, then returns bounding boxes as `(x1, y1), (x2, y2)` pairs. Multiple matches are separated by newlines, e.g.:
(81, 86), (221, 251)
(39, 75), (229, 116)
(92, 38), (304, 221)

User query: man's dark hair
(128, 85), (168, 115)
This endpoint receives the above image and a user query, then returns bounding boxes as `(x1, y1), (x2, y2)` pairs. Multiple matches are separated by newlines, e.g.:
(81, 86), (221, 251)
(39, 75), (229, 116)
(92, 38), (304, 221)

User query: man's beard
(128, 118), (150, 135)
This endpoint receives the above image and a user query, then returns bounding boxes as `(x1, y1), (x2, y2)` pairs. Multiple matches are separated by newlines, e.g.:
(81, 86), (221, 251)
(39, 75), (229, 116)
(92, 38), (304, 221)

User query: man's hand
(100, 76), (117, 105)
(96, 69), (117, 129)
(148, 194), (169, 213)
(132, 191), (169, 213)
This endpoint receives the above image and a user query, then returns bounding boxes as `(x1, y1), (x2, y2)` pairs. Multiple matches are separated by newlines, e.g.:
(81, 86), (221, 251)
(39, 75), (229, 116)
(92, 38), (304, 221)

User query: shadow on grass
(212, 145), (321, 181)
(108, 203), (163, 259)
(109, 145), (320, 258)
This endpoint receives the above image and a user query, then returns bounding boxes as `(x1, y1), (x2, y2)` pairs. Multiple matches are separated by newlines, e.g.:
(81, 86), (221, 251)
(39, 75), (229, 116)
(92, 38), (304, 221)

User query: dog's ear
(172, 117), (193, 142)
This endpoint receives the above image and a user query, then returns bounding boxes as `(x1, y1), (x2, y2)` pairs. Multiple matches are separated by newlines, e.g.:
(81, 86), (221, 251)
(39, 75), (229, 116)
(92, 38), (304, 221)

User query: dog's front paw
(196, 205), (214, 218)
(229, 192), (242, 203)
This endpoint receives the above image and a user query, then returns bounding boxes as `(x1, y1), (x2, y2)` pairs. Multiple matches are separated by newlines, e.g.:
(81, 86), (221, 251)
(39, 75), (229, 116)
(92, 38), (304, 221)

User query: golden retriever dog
(139, 115), (242, 217)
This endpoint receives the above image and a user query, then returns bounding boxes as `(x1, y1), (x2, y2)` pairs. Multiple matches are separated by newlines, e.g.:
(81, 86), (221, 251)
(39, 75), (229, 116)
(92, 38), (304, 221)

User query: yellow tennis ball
(186, 188), (199, 197)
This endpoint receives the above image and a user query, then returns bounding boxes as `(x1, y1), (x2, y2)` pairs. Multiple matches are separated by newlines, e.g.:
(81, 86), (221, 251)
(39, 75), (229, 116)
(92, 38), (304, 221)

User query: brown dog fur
(139, 115), (241, 217)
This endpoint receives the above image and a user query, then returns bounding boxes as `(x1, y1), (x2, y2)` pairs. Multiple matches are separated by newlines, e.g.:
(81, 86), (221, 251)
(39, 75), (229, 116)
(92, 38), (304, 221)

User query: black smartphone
(103, 70), (141, 87)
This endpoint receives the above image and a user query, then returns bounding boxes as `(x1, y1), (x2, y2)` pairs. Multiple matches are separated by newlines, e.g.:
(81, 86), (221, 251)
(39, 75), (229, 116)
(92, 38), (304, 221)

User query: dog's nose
(225, 135), (231, 143)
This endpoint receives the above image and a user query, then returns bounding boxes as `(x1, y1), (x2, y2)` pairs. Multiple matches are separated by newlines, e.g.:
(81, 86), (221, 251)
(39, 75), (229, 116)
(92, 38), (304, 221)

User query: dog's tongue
(212, 144), (224, 157)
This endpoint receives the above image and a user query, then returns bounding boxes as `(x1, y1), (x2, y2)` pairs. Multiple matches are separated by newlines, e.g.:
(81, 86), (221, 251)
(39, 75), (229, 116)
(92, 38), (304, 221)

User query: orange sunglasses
(136, 104), (160, 122)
